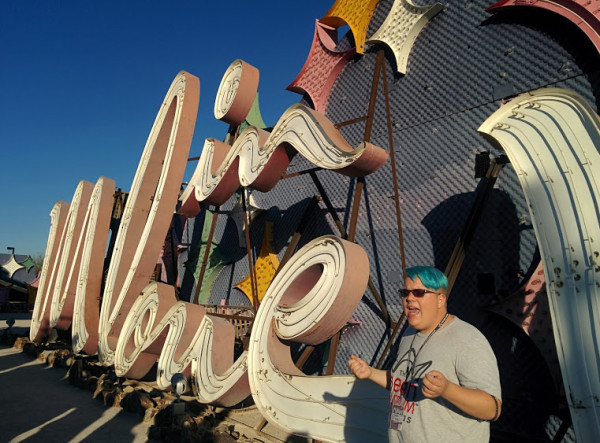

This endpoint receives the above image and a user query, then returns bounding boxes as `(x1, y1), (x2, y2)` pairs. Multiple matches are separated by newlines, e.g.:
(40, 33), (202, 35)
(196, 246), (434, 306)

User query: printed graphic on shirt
(389, 346), (432, 430)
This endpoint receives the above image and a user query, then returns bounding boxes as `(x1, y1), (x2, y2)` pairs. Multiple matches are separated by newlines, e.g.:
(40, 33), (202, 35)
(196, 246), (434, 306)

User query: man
(348, 266), (501, 442)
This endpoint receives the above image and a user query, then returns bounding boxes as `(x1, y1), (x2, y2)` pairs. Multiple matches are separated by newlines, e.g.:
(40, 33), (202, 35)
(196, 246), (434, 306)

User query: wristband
(490, 394), (500, 421)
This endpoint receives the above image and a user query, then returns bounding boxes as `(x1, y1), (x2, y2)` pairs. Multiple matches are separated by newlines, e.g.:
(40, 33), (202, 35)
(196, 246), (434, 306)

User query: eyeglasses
(398, 288), (442, 298)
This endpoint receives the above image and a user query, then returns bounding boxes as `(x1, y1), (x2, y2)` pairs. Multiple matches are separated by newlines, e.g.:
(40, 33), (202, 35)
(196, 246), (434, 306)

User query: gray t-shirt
(388, 316), (501, 442)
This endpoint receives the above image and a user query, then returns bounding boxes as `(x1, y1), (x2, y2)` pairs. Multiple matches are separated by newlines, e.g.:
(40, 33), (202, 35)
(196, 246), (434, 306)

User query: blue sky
(0, 0), (333, 258)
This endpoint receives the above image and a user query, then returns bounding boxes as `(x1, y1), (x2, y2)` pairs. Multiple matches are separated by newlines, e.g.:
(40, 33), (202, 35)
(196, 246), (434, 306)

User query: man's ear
(437, 292), (448, 308)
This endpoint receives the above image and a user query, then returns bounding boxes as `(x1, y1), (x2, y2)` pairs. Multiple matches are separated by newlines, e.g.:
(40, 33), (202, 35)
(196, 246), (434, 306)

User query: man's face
(402, 276), (447, 334)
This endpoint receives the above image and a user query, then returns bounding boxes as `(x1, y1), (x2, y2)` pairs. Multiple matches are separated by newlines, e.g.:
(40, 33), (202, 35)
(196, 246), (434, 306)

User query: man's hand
(422, 369), (502, 421)
(422, 370), (449, 398)
(348, 355), (389, 389)
(348, 355), (372, 379)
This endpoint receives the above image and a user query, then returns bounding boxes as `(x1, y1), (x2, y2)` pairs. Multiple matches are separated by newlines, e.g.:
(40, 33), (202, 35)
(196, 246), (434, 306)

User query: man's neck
(419, 311), (450, 334)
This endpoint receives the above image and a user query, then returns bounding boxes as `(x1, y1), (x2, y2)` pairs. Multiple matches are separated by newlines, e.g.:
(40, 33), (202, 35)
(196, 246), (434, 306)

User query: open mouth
(406, 305), (420, 317)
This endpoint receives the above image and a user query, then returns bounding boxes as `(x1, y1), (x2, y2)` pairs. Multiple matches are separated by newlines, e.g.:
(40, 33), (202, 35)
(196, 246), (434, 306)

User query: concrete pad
(0, 313), (308, 442)
(0, 312), (32, 337)
(0, 346), (153, 443)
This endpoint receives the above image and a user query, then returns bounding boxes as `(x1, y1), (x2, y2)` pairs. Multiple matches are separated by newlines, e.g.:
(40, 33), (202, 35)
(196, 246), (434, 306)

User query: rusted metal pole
(363, 49), (385, 143)
(309, 171), (348, 238)
(192, 120), (241, 303)
(103, 189), (126, 292)
(255, 418), (268, 432)
(373, 50), (411, 368)
(381, 56), (406, 273)
(296, 345), (316, 370)
(347, 50), (383, 240)
(193, 206), (220, 304)
(376, 312), (405, 369)
(334, 115), (368, 129)
(324, 50), (388, 376)
(346, 177), (364, 243)
(377, 156), (508, 367)
(241, 190), (260, 313)
(444, 157), (508, 293)
(281, 167), (322, 180)
(275, 196), (320, 276)
(325, 331), (341, 376)
(310, 169), (391, 325)
(367, 280), (391, 326)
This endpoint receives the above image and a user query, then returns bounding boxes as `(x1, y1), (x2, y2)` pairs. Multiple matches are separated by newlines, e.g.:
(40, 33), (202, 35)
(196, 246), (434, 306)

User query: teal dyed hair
(404, 266), (448, 291)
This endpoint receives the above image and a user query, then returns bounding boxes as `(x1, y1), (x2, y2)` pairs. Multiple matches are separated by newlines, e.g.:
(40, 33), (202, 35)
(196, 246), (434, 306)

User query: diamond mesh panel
(179, 1), (599, 439)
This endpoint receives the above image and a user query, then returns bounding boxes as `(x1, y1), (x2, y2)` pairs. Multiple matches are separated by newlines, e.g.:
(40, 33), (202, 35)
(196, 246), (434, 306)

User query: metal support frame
(275, 196), (320, 276)
(381, 53), (406, 273)
(281, 167), (322, 180)
(192, 206), (220, 304)
(308, 170), (348, 238)
(375, 155), (509, 368)
(444, 156), (509, 293)
(102, 189), (127, 296)
(323, 49), (390, 376)
(334, 115), (369, 129)
(242, 190), (260, 313)
(309, 171), (391, 326)
(276, 49), (410, 374)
